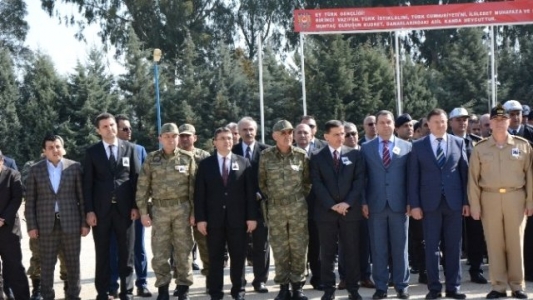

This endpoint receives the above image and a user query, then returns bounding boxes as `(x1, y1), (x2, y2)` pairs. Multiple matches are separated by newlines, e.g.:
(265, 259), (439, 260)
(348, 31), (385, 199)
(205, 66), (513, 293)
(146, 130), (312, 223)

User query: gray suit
(361, 137), (411, 292)
(25, 159), (86, 300)
(310, 145), (365, 292)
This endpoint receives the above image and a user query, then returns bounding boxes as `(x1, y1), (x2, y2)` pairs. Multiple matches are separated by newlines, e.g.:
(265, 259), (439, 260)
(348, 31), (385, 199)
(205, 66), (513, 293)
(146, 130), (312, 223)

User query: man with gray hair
(359, 116), (377, 146)
(479, 114), (491, 138)
(231, 117), (270, 293)
(344, 122), (359, 149)
(227, 122), (240, 145)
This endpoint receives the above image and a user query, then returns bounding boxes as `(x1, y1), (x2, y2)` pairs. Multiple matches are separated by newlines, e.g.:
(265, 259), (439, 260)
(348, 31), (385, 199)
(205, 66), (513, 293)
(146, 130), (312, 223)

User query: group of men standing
(1, 100), (533, 300)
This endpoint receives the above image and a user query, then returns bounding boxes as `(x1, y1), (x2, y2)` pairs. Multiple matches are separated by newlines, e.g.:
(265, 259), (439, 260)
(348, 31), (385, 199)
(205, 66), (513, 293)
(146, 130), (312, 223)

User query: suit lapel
(116, 140), (125, 167)
(41, 161), (56, 194)
(444, 134), (453, 166)
(370, 139), (385, 170)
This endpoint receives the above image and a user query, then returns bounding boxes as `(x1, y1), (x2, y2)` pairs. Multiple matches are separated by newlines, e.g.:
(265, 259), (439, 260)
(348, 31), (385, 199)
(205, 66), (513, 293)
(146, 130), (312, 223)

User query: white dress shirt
(429, 134), (448, 158)
(47, 159), (63, 212)
(217, 153), (232, 176)
(103, 139), (119, 159)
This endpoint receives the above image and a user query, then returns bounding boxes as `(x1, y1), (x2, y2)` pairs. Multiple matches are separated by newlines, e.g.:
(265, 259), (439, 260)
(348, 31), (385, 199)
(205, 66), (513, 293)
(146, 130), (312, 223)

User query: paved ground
(17, 204), (532, 299)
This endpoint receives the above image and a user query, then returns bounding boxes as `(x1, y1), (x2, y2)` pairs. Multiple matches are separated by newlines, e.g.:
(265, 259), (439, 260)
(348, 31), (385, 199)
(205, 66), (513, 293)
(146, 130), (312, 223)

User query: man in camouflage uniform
(136, 123), (196, 300)
(258, 120), (311, 300)
(177, 123), (210, 293)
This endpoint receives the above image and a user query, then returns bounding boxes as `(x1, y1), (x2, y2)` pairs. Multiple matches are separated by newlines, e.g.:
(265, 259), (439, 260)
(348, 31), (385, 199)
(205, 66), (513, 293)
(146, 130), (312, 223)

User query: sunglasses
(308, 124), (316, 128)
(120, 127), (132, 132)
(366, 123), (375, 126)
(345, 132), (357, 138)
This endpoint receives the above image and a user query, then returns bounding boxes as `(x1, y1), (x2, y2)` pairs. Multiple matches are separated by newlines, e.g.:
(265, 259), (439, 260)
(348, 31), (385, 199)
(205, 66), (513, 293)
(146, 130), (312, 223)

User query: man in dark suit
(0, 152), (17, 300)
(503, 100), (533, 282)
(231, 117), (269, 293)
(448, 107), (487, 285)
(409, 108), (469, 300)
(0, 151), (29, 300)
(195, 127), (257, 300)
(83, 113), (140, 300)
(300, 116), (327, 152)
(310, 120), (365, 300)
(361, 111), (411, 299)
(358, 116), (377, 146)
(25, 134), (90, 300)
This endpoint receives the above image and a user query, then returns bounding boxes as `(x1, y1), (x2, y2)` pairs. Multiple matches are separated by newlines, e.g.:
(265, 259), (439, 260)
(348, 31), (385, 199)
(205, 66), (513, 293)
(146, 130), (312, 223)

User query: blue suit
(361, 136), (411, 292)
(110, 144), (148, 292)
(408, 134), (468, 293)
(3, 156), (18, 171)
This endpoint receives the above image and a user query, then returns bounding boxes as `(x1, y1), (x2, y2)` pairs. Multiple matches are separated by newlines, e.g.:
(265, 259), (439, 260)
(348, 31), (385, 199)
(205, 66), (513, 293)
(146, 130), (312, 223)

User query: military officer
(468, 104), (533, 299)
(258, 120), (311, 300)
(136, 123), (197, 300)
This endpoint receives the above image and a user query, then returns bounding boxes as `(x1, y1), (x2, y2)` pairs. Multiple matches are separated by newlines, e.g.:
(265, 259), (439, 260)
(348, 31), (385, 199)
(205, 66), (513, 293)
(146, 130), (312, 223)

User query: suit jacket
(135, 144), (147, 165)
(361, 137), (412, 213)
(408, 134), (468, 212)
(83, 139), (139, 218)
(25, 159), (86, 235)
(0, 166), (22, 237)
(231, 141), (269, 197)
(515, 124), (533, 145)
(194, 154), (257, 229)
(3, 156), (18, 171)
(310, 145), (365, 222)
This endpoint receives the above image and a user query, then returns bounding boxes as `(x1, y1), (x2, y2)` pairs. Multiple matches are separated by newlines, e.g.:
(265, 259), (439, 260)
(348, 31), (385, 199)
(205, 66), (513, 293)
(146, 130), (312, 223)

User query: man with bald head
(359, 116), (377, 146)
(344, 123), (359, 149)
(479, 114), (491, 138)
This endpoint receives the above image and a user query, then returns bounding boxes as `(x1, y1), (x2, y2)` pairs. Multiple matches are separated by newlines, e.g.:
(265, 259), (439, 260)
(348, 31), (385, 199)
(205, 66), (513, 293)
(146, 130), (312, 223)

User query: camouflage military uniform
(258, 145), (311, 284)
(136, 148), (197, 288)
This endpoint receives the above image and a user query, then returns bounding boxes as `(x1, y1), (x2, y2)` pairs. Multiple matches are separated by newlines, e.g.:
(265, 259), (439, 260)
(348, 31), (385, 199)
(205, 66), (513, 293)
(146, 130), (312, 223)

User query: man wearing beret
(394, 114), (414, 141)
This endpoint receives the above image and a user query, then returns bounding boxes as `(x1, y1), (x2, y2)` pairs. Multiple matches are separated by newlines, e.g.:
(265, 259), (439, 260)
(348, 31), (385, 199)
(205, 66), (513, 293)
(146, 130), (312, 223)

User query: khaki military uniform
(258, 146), (311, 284)
(188, 148), (210, 277)
(468, 135), (533, 292)
(136, 148), (197, 287)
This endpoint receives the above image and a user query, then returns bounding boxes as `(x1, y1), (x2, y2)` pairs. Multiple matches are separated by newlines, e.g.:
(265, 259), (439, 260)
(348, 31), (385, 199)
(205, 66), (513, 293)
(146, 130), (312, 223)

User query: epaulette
(474, 137), (489, 145)
(514, 135), (530, 144)
(293, 147), (307, 155)
(177, 148), (195, 158)
(469, 134), (482, 141)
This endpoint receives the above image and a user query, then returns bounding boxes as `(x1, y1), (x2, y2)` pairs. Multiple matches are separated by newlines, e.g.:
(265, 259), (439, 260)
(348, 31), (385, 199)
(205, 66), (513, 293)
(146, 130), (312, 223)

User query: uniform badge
(122, 157), (130, 167)
(512, 148), (520, 157)
(291, 164), (300, 171)
(392, 147), (401, 155)
(176, 165), (186, 173)
(232, 162), (239, 170)
(341, 157), (352, 165)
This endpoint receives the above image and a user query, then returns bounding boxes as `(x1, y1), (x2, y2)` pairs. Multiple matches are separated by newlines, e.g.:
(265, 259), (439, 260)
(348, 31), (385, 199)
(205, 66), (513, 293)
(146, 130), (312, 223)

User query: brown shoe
(338, 280), (346, 290)
(360, 279), (375, 289)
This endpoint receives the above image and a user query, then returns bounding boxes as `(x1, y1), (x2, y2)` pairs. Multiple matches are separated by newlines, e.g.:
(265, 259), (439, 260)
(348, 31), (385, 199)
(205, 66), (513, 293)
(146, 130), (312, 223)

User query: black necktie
(222, 157), (228, 186)
(109, 145), (116, 169)
(333, 150), (340, 172)
(512, 130), (517, 135)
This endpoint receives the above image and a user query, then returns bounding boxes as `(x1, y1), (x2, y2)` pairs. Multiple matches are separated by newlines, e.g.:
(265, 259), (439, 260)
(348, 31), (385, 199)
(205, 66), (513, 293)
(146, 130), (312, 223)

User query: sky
(25, 1), (124, 75)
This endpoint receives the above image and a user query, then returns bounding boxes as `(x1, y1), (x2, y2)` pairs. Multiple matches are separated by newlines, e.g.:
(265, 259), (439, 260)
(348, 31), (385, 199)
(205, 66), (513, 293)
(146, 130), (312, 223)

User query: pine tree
(401, 56), (438, 119)
(0, 47), (22, 163)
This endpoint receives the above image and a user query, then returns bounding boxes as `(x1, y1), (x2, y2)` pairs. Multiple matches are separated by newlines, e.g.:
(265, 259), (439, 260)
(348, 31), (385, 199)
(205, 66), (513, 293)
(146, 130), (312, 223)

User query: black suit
(514, 125), (533, 280)
(195, 154), (257, 298)
(231, 141), (270, 286)
(310, 146), (365, 292)
(83, 139), (139, 299)
(0, 166), (29, 299)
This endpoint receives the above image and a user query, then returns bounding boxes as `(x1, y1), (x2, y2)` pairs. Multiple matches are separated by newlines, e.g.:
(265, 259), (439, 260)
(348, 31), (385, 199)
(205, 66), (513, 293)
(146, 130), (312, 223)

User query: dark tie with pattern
(109, 145), (116, 169)
(222, 157), (229, 186)
(383, 140), (391, 168)
(245, 146), (251, 160)
(512, 129), (517, 135)
(333, 150), (340, 172)
(436, 138), (445, 168)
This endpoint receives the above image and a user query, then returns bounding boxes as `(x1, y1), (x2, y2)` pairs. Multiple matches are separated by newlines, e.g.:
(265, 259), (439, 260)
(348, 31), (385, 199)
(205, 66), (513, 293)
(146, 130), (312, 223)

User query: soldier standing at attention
(136, 123), (197, 300)
(259, 120), (311, 300)
(468, 104), (533, 299)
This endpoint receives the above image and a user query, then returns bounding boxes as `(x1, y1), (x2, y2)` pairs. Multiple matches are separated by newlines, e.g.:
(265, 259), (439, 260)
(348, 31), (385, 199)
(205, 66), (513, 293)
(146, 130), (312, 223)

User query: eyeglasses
(120, 127), (132, 132)
(345, 132), (357, 138)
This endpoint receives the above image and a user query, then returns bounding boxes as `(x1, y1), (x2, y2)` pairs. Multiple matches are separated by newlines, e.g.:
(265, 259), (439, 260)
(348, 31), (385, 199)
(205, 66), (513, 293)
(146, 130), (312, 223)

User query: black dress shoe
(512, 290), (528, 299)
(419, 272), (428, 284)
(445, 291), (466, 299)
(136, 286), (153, 297)
(397, 291), (410, 299)
(372, 290), (387, 299)
(470, 273), (488, 284)
(338, 280), (346, 290)
(253, 282), (268, 293)
(321, 289), (335, 300)
(425, 291), (442, 299)
(486, 291), (507, 299)
(349, 290), (363, 300)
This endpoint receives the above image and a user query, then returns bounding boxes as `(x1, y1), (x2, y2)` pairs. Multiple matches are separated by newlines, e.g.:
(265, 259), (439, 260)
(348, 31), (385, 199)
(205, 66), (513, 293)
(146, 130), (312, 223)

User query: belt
(55, 212), (60, 220)
(268, 195), (305, 205)
(482, 187), (523, 194)
(151, 198), (187, 207)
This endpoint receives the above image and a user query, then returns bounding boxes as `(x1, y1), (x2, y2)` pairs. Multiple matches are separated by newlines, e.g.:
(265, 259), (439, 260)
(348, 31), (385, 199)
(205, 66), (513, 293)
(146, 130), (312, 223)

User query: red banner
(294, 0), (533, 33)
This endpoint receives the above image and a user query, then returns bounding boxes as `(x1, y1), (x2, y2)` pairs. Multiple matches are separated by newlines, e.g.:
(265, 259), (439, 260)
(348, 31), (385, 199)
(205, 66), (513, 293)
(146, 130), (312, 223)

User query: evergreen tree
(0, 47), (22, 163)
(401, 56), (438, 119)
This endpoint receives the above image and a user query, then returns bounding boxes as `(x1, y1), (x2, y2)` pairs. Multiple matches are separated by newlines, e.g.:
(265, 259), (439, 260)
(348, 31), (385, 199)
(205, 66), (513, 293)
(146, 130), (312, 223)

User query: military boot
(30, 279), (42, 300)
(156, 284), (169, 300)
(176, 285), (190, 300)
(291, 282), (308, 300)
(275, 284), (292, 300)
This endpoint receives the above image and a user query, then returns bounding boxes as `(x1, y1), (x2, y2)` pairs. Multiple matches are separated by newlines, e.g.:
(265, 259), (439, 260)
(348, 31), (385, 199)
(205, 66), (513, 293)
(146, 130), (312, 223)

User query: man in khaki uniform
(136, 123), (197, 300)
(177, 123), (210, 293)
(468, 104), (533, 299)
(258, 120), (311, 300)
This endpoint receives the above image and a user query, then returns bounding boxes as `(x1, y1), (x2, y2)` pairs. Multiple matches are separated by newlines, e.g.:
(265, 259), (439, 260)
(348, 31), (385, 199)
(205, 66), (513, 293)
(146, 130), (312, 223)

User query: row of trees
(1, 0), (533, 168)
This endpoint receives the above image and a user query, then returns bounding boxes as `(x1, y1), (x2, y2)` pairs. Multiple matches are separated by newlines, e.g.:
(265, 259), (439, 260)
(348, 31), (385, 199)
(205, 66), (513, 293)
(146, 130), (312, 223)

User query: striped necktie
(436, 138), (445, 168)
(382, 140), (391, 168)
